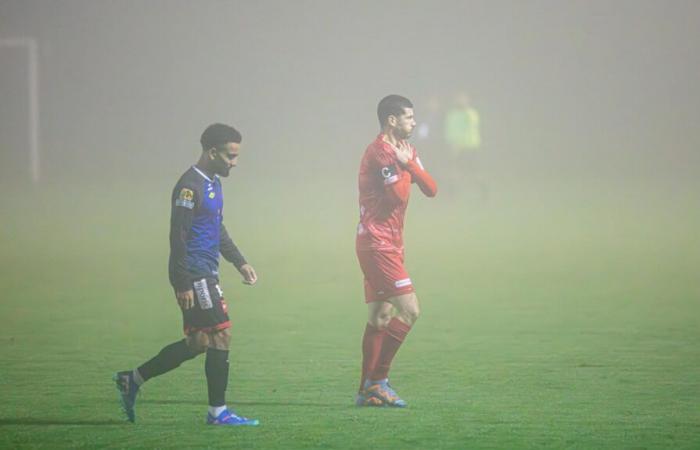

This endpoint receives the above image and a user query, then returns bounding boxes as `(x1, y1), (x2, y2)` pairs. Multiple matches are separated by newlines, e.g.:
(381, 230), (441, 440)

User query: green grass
(0, 177), (698, 449)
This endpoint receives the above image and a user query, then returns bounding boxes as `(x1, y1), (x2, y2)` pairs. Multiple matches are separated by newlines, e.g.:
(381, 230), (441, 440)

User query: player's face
(393, 108), (416, 140)
(213, 142), (240, 177)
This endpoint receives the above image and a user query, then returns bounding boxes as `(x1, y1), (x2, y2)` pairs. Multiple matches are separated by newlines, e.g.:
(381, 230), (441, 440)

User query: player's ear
(388, 115), (397, 127)
(208, 148), (216, 160)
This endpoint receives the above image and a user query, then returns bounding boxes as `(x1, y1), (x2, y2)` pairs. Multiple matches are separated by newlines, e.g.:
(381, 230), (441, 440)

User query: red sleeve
(385, 171), (412, 203)
(406, 158), (438, 197)
(373, 147), (412, 205)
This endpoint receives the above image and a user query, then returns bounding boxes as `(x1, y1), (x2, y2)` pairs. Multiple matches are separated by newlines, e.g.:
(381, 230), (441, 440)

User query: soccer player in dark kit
(114, 123), (259, 426)
(355, 95), (438, 407)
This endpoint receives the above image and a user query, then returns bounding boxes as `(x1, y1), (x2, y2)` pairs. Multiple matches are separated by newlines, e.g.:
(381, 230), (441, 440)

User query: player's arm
(384, 171), (412, 203)
(220, 223), (257, 285)
(376, 150), (412, 205)
(394, 142), (437, 198)
(219, 223), (246, 269)
(405, 154), (437, 197)
(170, 185), (197, 308)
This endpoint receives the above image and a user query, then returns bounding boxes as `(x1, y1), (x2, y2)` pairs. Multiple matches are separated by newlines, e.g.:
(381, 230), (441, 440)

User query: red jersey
(356, 134), (437, 252)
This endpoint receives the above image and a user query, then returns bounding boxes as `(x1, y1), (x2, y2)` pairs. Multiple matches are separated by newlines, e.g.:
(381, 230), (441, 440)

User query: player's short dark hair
(377, 95), (413, 127)
(200, 123), (242, 150)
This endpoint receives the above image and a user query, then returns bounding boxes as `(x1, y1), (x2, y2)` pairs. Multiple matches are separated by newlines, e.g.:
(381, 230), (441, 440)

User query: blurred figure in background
(443, 92), (486, 199)
(415, 95), (442, 152)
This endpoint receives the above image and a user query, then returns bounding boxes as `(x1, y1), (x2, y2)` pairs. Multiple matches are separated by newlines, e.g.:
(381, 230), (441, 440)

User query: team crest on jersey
(381, 164), (399, 185)
(208, 192), (216, 199)
(175, 188), (195, 209)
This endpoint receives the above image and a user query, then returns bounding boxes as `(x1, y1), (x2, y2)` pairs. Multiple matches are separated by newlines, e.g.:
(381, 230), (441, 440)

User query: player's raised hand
(239, 263), (258, 285)
(176, 289), (195, 310)
(392, 140), (413, 166)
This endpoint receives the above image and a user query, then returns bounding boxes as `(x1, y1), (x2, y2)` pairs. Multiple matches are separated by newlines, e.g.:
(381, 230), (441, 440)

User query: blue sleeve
(220, 222), (247, 270)
(169, 183), (199, 290)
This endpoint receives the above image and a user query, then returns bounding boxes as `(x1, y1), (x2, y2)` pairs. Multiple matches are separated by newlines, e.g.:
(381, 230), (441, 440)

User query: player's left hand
(239, 263), (258, 285)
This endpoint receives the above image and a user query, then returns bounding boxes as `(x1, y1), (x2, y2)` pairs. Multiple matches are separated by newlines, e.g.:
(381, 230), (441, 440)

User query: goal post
(0, 37), (40, 183)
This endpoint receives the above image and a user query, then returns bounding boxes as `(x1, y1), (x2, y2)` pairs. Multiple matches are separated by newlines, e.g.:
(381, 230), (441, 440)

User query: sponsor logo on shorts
(395, 278), (412, 288)
(193, 279), (213, 310)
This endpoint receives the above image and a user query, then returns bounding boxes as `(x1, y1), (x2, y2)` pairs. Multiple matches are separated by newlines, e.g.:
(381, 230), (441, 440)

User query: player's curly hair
(200, 123), (242, 151)
(377, 95), (413, 128)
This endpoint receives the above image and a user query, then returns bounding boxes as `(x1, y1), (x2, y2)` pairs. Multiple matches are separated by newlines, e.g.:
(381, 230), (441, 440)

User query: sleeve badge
(175, 188), (195, 209)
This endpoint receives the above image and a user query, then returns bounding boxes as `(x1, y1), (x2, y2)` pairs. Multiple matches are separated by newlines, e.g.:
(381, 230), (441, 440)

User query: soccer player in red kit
(355, 95), (438, 407)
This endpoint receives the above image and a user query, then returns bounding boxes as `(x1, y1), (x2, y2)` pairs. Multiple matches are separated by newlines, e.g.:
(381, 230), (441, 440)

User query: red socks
(360, 318), (412, 390)
(360, 323), (386, 392)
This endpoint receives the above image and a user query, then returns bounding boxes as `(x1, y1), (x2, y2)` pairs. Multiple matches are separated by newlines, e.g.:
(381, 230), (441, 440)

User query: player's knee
(208, 327), (231, 350)
(399, 304), (420, 325)
(186, 331), (209, 354)
(369, 312), (392, 330)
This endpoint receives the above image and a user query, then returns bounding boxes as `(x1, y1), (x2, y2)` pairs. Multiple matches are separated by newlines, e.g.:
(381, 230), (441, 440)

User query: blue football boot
(114, 371), (140, 423)
(363, 379), (407, 407)
(355, 389), (384, 406)
(206, 409), (260, 426)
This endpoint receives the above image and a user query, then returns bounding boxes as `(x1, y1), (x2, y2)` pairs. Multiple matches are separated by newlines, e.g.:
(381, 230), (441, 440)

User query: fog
(1, 0), (699, 188)
(2, 5), (699, 446)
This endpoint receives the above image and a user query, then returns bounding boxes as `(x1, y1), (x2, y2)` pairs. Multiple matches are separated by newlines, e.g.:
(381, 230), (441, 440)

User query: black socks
(135, 339), (230, 407)
(205, 348), (230, 407)
(137, 339), (199, 382)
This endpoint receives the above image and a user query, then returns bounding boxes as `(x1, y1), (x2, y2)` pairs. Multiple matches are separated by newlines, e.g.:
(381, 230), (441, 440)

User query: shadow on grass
(144, 399), (340, 407)
(0, 417), (126, 426)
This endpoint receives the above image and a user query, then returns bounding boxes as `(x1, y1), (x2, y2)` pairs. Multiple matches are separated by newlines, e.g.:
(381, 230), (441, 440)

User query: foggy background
(2, 0), (699, 190)
(2, 4), (699, 447)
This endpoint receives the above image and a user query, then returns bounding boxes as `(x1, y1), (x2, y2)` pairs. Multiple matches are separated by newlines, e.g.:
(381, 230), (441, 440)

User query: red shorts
(356, 247), (414, 303)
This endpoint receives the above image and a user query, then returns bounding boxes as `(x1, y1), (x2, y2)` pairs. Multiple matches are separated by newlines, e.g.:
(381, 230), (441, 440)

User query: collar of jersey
(375, 134), (392, 153)
(192, 165), (218, 182)
(376, 133), (405, 155)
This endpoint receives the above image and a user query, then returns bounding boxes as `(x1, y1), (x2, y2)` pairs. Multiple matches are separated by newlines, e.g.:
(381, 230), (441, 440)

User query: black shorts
(181, 278), (230, 335)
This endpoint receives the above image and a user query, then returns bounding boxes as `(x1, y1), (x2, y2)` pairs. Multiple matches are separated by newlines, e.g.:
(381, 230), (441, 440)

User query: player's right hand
(176, 289), (195, 310)
(392, 140), (412, 166)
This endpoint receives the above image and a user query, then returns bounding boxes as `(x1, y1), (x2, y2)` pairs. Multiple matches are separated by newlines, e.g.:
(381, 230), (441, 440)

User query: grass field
(0, 176), (698, 449)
